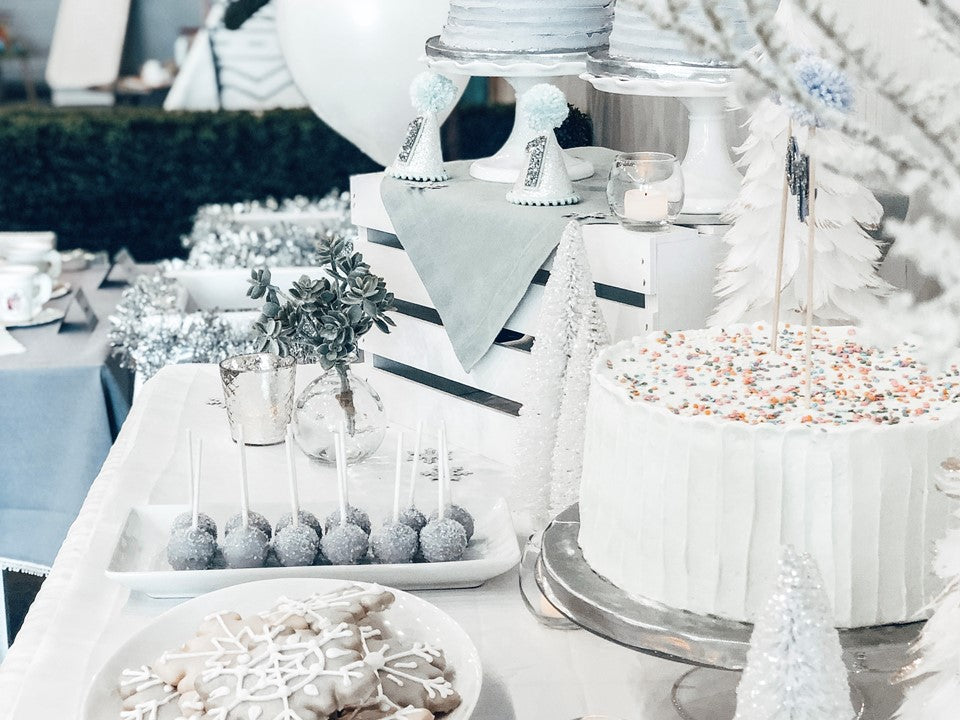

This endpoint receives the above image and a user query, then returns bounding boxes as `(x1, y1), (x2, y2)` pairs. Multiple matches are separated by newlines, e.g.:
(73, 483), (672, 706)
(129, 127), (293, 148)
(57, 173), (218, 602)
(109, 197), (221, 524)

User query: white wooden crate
(350, 171), (722, 464)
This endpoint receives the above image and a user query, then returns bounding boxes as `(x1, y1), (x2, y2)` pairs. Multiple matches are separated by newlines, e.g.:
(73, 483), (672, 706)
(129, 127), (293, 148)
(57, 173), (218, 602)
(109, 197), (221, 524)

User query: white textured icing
(578, 326), (960, 627)
(609, 0), (774, 65)
(439, 0), (613, 53)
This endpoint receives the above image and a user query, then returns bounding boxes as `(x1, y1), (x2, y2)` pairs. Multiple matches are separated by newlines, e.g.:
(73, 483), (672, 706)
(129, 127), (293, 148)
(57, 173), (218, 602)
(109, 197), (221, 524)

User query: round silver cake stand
(537, 504), (920, 720)
(582, 50), (742, 216)
(424, 35), (596, 184)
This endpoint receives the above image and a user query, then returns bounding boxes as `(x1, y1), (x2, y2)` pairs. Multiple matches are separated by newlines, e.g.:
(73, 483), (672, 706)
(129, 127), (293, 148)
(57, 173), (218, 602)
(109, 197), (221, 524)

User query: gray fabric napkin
(380, 146), (618, 371)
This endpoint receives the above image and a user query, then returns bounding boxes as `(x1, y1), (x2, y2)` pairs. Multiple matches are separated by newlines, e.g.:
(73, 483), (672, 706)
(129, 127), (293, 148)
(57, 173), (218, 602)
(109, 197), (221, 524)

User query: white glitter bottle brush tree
(513, 220), (610, 528)
(896, 458), (960, 720)
(710, 56), (889, 334)
(734, 545), (855, 720)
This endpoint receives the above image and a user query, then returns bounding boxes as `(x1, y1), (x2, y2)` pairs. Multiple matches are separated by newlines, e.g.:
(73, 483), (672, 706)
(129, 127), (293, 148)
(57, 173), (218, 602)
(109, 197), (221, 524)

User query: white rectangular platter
(106, 498), (520, 598)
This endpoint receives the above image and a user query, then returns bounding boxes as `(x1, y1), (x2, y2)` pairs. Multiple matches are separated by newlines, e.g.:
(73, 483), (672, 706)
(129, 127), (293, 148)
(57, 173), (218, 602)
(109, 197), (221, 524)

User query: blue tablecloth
(0, 265), (133, 573)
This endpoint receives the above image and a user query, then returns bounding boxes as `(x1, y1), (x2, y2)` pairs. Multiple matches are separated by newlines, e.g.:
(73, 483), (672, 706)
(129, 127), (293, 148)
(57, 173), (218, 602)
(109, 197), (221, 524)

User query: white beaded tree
(513, 220), (609, 527)
(896, 458), (960, 720)
(734, 546), (855, 720)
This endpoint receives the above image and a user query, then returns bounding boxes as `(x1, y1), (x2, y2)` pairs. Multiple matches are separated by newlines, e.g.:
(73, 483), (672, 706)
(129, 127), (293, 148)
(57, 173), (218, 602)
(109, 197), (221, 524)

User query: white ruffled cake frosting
(439, 0), (614, 53)
(578, 324), (960, 628)
(608, 0), (774, 65)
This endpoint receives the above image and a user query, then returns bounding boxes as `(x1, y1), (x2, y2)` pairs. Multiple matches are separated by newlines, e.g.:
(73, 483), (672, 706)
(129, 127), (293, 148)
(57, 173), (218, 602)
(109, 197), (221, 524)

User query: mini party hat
(388, 72), (458, 182)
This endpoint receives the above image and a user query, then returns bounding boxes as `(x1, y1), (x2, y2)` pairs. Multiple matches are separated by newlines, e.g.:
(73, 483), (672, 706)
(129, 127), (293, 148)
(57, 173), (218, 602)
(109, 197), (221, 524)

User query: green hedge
(0, 105), (592, 261)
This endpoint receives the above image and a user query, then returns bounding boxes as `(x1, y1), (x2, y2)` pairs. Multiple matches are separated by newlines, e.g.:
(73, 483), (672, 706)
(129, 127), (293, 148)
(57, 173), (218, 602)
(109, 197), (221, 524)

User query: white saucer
(50, 281), (71, 300)
(2, 307), (66, 329)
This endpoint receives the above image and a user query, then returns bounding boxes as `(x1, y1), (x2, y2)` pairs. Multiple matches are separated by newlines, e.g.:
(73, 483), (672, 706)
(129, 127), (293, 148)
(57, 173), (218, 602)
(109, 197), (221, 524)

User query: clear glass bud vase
(293, 362), (386, 464)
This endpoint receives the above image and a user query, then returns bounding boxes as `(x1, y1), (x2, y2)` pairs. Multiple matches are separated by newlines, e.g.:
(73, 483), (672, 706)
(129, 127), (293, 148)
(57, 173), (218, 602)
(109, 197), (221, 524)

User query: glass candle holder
(607, 152), (684, 231)
(219, 353), (296, 445)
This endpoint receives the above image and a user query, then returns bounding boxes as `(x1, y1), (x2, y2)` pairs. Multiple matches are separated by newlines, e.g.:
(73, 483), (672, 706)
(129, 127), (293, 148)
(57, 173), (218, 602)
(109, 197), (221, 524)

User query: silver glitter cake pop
(273, 425), (322, 567)
(420, 518), (467, 563)
(222, 525), (270, 568)
(225, 510), (272, 540)
(275, 510), (322, 537)
(171, 512), (217, 539)
(428, 504), (475, 541)
(323, 505), (371, 536)
(370, 432), (419, 564)
(398, 506), (427, 534)
(167, 526), (217, 570)
(273, 524), (320, 567)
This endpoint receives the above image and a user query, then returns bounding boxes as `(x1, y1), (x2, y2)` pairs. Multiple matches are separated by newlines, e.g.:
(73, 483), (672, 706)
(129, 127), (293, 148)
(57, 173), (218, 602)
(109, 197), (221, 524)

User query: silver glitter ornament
(733, 546), (854, 720)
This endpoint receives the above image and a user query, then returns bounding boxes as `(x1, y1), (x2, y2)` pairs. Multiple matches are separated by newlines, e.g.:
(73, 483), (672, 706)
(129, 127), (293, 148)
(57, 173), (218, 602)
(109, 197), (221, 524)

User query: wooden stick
(285, 424), (300, 527)
(804, 127), (818, 408)
(771, 119), (793, 353)
(238, 425), (249, 528)
(192, 438), (203, 529)
(393, 432), (404, 524)
(408, 420), (423, 507)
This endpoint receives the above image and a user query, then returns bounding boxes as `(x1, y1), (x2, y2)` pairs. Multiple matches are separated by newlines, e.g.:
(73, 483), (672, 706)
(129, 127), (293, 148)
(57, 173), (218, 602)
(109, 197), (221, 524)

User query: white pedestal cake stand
(537, 504), (920, 720)
(425, 35), (596, 184)
(582, 52), (743, 217)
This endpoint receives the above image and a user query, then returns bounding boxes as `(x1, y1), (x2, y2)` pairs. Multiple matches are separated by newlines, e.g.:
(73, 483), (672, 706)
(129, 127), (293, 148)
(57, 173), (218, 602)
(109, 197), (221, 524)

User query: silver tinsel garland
(108, 273), (256, 380)
(110, 193), (357, 380)
(181, 191), (355, 269)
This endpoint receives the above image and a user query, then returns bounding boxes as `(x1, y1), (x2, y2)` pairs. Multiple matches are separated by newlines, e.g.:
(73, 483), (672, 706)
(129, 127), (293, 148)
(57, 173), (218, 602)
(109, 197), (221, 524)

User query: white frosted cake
(439, 0), (614, 54)
(578, 324), (960, 628)
(609, 0), (773, 65)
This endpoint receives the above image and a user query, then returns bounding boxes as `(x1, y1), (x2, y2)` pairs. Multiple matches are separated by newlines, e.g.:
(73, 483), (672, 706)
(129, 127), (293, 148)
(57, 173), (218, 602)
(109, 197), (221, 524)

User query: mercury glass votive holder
(219, 352), (296, 445)
(607, 152), (684, 231)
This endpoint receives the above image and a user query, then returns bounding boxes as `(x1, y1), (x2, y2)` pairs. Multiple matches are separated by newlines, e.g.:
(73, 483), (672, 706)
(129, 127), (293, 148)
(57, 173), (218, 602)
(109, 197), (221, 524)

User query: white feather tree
(513, 221), (609, 527)
(711, 96), (890, 327)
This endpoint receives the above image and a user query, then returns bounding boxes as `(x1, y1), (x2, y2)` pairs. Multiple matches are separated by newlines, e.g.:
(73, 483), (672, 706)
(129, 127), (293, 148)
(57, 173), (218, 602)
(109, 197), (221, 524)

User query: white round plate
(2, 307), (65, 329)
(81, 578), (482, 720)
(51, 281), (71, 299)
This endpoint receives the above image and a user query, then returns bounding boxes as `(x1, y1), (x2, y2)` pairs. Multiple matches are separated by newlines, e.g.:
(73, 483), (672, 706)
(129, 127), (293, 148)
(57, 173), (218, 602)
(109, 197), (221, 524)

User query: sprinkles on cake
(608, 324), (960, 426)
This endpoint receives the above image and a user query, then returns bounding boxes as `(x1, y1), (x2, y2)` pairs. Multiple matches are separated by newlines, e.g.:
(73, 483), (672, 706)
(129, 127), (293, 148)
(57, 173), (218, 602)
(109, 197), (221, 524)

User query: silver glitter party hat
(388, 112), (448, 183)
(506, 132), (580, 207)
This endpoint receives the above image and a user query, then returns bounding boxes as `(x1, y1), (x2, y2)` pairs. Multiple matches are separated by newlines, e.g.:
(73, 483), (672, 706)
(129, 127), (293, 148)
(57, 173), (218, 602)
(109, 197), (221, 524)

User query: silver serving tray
(538, 503), (922, 671)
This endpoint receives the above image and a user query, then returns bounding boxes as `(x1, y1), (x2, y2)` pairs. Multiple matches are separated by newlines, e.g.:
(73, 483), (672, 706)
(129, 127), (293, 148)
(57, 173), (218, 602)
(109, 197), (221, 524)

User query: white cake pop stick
(339, 420), (350, 506)
(393, 431), (404, 523)
(442, 423), (451, 510)
(186, 429), (196, 528)
(334, 431), (348, 527)
(192, 438), (204, 529)
(408, 420), (423, 507)
(436, 427), (446, 520)
(238, 425), (250, 528)
(285, 424), (300, 528)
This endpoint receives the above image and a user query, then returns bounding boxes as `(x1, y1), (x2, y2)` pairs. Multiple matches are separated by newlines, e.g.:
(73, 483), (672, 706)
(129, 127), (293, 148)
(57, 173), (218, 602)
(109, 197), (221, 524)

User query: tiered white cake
(608, 0), (772, 65)
(439, 0), (614, 53)
(578, 324), (960, 628)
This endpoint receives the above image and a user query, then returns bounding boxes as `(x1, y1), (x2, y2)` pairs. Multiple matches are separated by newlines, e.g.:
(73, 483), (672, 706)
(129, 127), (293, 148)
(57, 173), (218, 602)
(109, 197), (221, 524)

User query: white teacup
(0, 265), (53, 324)
(0, 232), (61, 280)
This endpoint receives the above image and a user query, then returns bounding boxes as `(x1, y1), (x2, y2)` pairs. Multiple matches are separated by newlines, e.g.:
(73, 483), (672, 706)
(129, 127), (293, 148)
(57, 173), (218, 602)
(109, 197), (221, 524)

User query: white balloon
(275, 0), (467, 167)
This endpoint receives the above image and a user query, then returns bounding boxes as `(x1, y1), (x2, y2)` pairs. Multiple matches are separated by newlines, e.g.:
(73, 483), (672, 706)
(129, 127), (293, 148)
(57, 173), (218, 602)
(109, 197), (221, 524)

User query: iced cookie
(353, 628), (461, 718)
(195, 621), (379, 719)
(153, 611), (290, 692)
(260, 584), (395, 633)
(119, 666), (181, 720)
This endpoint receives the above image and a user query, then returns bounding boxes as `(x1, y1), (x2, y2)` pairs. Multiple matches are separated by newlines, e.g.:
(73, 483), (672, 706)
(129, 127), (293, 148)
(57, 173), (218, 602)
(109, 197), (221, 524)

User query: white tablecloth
(0, 365), (903, 719)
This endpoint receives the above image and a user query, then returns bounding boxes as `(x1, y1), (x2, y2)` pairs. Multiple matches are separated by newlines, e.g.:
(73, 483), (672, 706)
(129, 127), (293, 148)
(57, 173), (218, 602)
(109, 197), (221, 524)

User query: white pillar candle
(624, 187), (669, 222)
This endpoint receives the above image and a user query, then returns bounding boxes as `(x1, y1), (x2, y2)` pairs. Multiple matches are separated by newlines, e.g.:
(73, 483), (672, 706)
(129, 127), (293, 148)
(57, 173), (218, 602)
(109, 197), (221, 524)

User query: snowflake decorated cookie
(259, 584), (396, 633)
(119, 666), (182, 720)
